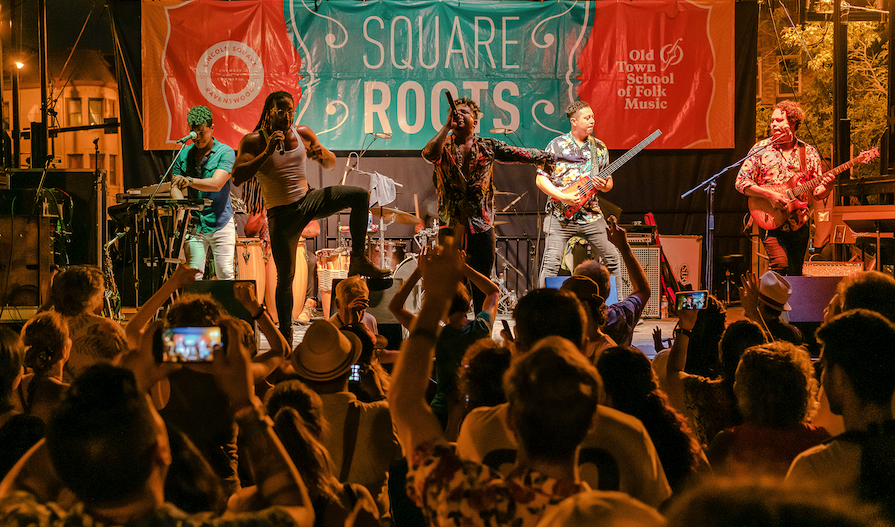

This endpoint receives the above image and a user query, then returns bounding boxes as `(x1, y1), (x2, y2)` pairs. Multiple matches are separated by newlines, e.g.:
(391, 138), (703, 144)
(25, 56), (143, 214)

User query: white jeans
(185, 216), (236, 280)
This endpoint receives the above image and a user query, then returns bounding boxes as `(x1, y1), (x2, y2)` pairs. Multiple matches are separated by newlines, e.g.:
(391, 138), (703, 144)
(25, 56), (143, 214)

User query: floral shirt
(424, 136), (556, 234)
(735, 138), (822, 196)
(539, 133), (609, 224)
(407, 441), (587, 527)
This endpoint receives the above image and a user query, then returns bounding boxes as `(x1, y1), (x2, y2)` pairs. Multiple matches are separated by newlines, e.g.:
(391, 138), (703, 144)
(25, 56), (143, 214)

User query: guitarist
(537, 100), (620, 286)
(735, 100), (831, 276)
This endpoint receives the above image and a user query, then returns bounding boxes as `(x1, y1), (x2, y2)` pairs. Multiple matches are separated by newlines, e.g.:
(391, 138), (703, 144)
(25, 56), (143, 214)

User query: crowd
(0, 222), (894, 527)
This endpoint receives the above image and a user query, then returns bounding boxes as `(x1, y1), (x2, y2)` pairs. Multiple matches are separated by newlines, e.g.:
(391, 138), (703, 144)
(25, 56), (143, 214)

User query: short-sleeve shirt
(407, 441), (588, 527)
(603, 295), (645, 348)
(173, 139), (236, 234)
(424, 136), (555, 234)
(735, 138), (822, 196)
(539, 133), (609, 224)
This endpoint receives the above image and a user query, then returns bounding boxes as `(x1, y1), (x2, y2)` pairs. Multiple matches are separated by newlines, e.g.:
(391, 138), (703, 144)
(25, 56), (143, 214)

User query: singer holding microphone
(423, 95), (583, 311)
(171, 105), (237, 280)
(232, 91), (388, 345)
(735, 100), (830, 276)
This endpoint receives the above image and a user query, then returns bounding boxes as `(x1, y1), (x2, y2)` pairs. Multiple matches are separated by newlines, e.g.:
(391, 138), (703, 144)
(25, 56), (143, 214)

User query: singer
(736, 100), (830, 276)
(170, 105), (237, 280)
(232, 91), (388, 345)
(536, 100), (620, 287)
(423, 96), (582, 311)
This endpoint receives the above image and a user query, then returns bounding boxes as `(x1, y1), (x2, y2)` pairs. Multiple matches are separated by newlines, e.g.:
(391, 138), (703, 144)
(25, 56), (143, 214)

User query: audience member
(708, 341), (828, 478)
(46, 265), (127, 380)
(572, 220), (651, 347)
(290, 319), (401, 520)
(329, 276), (380, 338)
(455, 340), (512, 413)
(163, 427), (228, 516)
(389, 254), (499, 433)
(740, 270), (803, 345)
(0, 319), (315, 526)
(0, 327), (43, 479)
(389, 235), (610, 525)
(19, 311), (71, 424)
(665, 479), (889, 527)
(837, 270), (895, 322)
(787, 309), (895, 497)
(458, 287), (672, 508)
(597, 345), (708, 493)
(535, 491), (664, 527)
(561, 276), (616, 363)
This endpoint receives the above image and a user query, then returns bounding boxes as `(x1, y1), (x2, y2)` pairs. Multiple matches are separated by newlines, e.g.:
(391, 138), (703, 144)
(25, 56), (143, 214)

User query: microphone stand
(681, 139), (780, 294)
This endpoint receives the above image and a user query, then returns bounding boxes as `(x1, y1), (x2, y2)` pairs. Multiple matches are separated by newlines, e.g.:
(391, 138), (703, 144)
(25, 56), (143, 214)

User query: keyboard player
(171, 105), (237, 280)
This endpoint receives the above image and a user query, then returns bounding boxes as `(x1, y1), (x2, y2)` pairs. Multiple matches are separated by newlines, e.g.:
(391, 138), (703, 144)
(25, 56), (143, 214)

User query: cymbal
(370, 206), (422, 225)
(494, 189), (517, 196)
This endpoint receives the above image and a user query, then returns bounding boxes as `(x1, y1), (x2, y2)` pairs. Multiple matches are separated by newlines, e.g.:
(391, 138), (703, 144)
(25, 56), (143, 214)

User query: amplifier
(618, 246), (661, 318)
(803, 261), (863, 277)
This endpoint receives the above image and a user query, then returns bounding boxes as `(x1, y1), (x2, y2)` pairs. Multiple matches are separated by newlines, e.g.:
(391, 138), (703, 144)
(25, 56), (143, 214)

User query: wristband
(186, 176), (194, 187)
(252, 307), (266, 320)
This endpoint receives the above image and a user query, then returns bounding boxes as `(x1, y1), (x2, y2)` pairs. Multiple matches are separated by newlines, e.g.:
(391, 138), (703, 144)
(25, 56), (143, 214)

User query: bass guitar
(748, 147), (879, 231)
(553, 129), (662, 219)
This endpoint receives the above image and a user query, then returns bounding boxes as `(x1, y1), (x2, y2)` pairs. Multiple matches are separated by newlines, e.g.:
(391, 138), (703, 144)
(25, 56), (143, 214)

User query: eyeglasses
(273, 108), (295, 119)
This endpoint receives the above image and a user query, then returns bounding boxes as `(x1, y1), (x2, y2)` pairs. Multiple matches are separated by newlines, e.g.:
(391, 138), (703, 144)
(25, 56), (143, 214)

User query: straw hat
(757, 270), (793, 311)
(292, 320), (362, 381)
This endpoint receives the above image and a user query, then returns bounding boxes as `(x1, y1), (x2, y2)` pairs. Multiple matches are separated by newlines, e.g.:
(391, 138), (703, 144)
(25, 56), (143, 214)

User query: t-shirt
(786, 438), (863, 493)
(407, 441), (588, 527)
(430, 311), (494, 419)
(708, 422), (829, 479)
(603, 296), (645, 348)
(173, 139), (236, 234)
(455, 403), (671, 508)
(0, 492), (300, 527)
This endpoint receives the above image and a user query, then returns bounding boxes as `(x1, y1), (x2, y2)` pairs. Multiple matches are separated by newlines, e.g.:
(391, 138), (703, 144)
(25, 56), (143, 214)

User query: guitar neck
(598, 129), (662, 178)
(792, 155), (864, 196)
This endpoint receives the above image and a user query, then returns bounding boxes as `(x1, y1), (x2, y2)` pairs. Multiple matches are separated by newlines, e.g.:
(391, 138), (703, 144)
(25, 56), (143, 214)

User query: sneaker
(348, 255), (391, 278)
(297, 298), (317, 324)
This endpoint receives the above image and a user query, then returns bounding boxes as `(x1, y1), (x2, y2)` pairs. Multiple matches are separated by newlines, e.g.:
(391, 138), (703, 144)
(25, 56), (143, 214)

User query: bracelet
(680, 328), (693, 338)
(252, 307), (266, 320)
(186, 176), (194, 187)
(408, 327), (439, 342)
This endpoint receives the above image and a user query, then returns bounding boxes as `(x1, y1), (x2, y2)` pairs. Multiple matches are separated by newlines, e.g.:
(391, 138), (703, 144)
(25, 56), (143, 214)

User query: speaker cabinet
(618, 246), (661, 318)
(660, 235), (703, 289)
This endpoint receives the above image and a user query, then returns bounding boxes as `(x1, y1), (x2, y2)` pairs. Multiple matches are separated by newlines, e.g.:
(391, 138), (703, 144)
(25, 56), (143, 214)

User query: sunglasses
(272, 108), (295, 119)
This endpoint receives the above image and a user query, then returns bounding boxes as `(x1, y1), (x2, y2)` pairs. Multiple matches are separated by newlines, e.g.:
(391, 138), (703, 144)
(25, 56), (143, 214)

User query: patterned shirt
(424, 136), (556, 234)
(407, 441), (587, 527)
(735, 138), (822, 195)
(173, 138), (236, 235)
(539, 133), (609, 224)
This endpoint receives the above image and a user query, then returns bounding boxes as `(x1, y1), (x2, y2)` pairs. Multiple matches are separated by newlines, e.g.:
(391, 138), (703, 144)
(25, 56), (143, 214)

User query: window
(67, 98), (82, 127)
(777, 55), (802, 96)
(90, 153), (105, 170)
(2, 102), (8, 131)
(109, 154), (118, 185)
(106, 99), (117, 119)
(68, 153), (84, 169)
(88, 98), (104, 125)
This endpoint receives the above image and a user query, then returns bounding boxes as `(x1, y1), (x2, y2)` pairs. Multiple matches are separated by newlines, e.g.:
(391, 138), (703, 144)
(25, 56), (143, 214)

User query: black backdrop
(109, 0), (759, 293)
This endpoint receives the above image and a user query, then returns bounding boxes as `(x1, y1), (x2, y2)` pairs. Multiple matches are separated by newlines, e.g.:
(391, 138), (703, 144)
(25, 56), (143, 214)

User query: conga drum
(235, 238), (266, 300)
(291, 240), (308, 320)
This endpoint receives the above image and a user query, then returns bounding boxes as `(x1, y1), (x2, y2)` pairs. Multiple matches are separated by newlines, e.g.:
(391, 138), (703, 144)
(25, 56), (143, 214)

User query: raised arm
(388, 228), (465, 453)
(607, 220), (651, 304)
(233, 282), (289, 383)
(463, 261), (499, 321)
(664, 308), (698, 414)
(232, 131), (278, 186)
(124, 265), (197, 349)
(388, 265), (422, 330)
(422, 106), (456, 162)
(296, 125), (336, 169)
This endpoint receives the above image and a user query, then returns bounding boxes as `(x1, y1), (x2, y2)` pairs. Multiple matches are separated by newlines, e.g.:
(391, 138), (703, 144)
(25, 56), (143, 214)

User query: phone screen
(160, 327), (221, 362)
(674, 291), (708, 311)
(349, 364), (361, 383)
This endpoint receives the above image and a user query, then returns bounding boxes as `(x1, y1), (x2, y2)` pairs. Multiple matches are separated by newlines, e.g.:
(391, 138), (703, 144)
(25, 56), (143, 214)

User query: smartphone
(349, 364), (361, 383)
(501, 319), (514, 342)
(674, 290), (708, 311)
(158, 326), (222, 363)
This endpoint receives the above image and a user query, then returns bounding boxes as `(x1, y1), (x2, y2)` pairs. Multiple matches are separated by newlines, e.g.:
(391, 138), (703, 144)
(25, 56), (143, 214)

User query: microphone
(276, 138), (285, 155)
(176, 131), (197, 144)
(371, 132), (392, 139)
(445, 91), (457, 115)
(501, 191), (528, 212)
(490, 128), (514, 134)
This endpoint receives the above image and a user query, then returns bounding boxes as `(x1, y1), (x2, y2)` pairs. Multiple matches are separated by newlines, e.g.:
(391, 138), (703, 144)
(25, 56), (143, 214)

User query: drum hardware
(493, 189), (518, 196)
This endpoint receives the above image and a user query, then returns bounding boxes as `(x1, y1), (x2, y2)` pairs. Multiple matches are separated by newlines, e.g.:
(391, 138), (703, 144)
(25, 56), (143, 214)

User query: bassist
(537, 100), (620, 286)
(736, 100), (831, 276)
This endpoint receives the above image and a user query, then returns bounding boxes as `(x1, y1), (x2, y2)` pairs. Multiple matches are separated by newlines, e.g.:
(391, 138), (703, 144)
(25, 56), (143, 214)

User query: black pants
(762, 223), (810, 276)
(268, 186), (369, 343)
(439, 227), (495, 312)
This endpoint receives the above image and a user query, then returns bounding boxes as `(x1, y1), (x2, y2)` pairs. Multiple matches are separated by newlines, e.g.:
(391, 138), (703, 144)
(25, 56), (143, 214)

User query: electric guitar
(553, 129), (662, 219)
(748, 146), (879, 231)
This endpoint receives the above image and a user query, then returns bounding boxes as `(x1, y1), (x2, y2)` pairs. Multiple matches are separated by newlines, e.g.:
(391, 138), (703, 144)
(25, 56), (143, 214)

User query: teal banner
(285, 0), (594, 151)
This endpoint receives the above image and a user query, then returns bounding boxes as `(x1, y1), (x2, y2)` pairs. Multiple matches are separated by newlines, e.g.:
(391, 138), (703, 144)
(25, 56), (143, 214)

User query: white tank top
(255, 125), (308, 208)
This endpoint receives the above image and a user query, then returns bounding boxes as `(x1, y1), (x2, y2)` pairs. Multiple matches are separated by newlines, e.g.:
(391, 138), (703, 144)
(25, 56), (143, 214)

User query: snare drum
(394, 255), (423, 313)
(368, 240), (406, 271)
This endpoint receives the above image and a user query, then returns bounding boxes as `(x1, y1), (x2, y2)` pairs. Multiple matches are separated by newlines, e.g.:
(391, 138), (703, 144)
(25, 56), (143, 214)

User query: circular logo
(196, 41), (264, 109)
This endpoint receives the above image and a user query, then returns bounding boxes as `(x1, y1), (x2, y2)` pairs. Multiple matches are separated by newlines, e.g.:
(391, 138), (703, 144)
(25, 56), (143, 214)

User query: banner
(143, 0), (734, 151)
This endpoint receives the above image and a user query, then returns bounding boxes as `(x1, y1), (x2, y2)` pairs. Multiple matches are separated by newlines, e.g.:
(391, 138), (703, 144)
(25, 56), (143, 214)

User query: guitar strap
(797, 142), (806, 176)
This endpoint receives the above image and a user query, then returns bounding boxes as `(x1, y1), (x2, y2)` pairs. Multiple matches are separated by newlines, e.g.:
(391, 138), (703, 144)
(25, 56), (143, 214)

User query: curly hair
(734, 341), (818, 427)
(597, 346), (703, 492)
(186, 106), (213, 128)
(454, 97), (481, 120)
(566, 100), (591, 119)
(774, 100), (805, 132)
(457, 339), (511, 410)
(164, 294), (225, 327)
(22, 311), (69, 374)
(50, 265), (105, 318)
